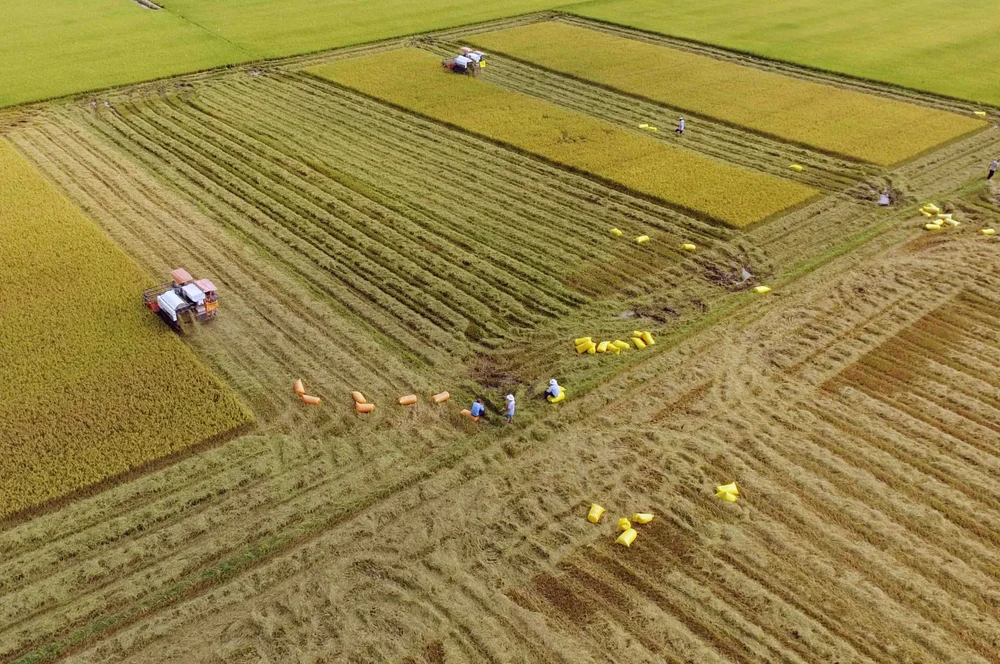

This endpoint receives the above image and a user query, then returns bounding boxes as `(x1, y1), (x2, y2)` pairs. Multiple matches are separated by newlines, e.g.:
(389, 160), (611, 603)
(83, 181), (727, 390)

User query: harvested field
(468, 20), (987, 166)
(309, 48), (818, 227)
(0, 139), (251, 519)
(3, 13), (1000, 664)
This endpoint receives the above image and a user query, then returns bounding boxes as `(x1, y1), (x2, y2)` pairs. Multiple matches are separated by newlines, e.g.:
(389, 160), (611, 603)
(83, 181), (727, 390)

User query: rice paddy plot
(468, 21), (986, 166)
(568, 0), (1000, 107)
(0, 139), (251, 519)
(309, 48), (818, 227)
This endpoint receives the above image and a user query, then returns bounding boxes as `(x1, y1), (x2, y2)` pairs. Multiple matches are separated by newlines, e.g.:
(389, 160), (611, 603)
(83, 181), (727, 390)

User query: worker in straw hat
(505, 394), (516, 425)
(989, 159), (999, 181)
(675, 116), (685, 135)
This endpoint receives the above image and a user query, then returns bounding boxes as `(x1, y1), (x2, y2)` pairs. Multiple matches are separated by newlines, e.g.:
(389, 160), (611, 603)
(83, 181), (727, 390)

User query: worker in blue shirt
(470, 398), (485, 419)
(505, 394), (516, 424)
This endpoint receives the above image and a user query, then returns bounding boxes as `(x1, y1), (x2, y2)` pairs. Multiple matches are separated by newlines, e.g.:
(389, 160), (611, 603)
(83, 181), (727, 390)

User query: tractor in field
(143, 268), (218, 331)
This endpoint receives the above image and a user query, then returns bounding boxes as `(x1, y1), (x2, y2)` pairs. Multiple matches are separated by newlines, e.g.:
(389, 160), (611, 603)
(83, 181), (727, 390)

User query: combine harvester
(142, 268), (219, 332)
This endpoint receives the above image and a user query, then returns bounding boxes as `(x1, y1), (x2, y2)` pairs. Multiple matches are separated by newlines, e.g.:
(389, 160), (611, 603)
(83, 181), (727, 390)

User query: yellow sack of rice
(610, 228), (623, 237)
(640, 331), (655, 346)
(974, 111), (987, 117)
(753, 286), (772, 294)
(715, 490), (738, 503)
(635, 235), (650, 244)
(574, 336), (593, 346)
(587, 503), (605, 523)
(632, 337), (647, 350)
(615, 528), (637, 547)
(597, 341), (609, 353)
(716, 482), (739, 495)
(715, 482), (739, 502)
(612, 340), (631, 350)
(790, 164), (803, 172)
(924, 223), (942, 231)
(681, 243), (696, 252)
(981, 228), (996, 236)
(632, 513), (654, 524)
(618, 517), (632, 532)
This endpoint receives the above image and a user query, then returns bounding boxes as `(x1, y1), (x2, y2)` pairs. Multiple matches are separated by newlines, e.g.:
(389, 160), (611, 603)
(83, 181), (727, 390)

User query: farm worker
(470, 398), (486, 419)
(505, 394), (516, 424)
(878, 188), (890, 206)
(989, 159), (999, 181)
(675, 117), (685, 135)
(545, 379), (561, 400)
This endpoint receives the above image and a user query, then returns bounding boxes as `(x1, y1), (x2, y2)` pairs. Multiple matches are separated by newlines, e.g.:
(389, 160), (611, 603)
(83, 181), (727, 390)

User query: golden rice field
(0, 139), (251, 519)
(308, 48), (818, 227)
(468, 21), (987, 166)
(3, 13), (1000, 664)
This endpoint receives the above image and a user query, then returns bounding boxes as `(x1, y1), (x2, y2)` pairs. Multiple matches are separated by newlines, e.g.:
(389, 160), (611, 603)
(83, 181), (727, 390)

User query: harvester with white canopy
(142, 268), (219, 331)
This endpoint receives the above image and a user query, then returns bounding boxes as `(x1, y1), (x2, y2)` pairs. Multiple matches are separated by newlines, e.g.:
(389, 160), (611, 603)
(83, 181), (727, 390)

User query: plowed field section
(309, 48), (818, 227)
(469, 21), (986, 166)
(828, 290), (1000, 446)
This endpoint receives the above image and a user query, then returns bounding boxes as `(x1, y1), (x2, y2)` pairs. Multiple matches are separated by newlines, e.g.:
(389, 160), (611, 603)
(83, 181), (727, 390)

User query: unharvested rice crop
(309, 48), (817, 227)
(0, 139), (251, 519)
(570, 0), (1000, 106)
(469, 21), (986, 166)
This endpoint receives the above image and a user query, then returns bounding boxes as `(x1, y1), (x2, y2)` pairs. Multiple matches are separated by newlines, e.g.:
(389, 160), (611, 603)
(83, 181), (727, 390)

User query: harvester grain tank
(142, 268), (218, 331)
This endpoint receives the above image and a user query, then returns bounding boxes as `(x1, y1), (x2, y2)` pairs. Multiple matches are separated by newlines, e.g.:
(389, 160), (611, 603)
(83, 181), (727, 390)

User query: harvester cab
(143, 268), (218, 331)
